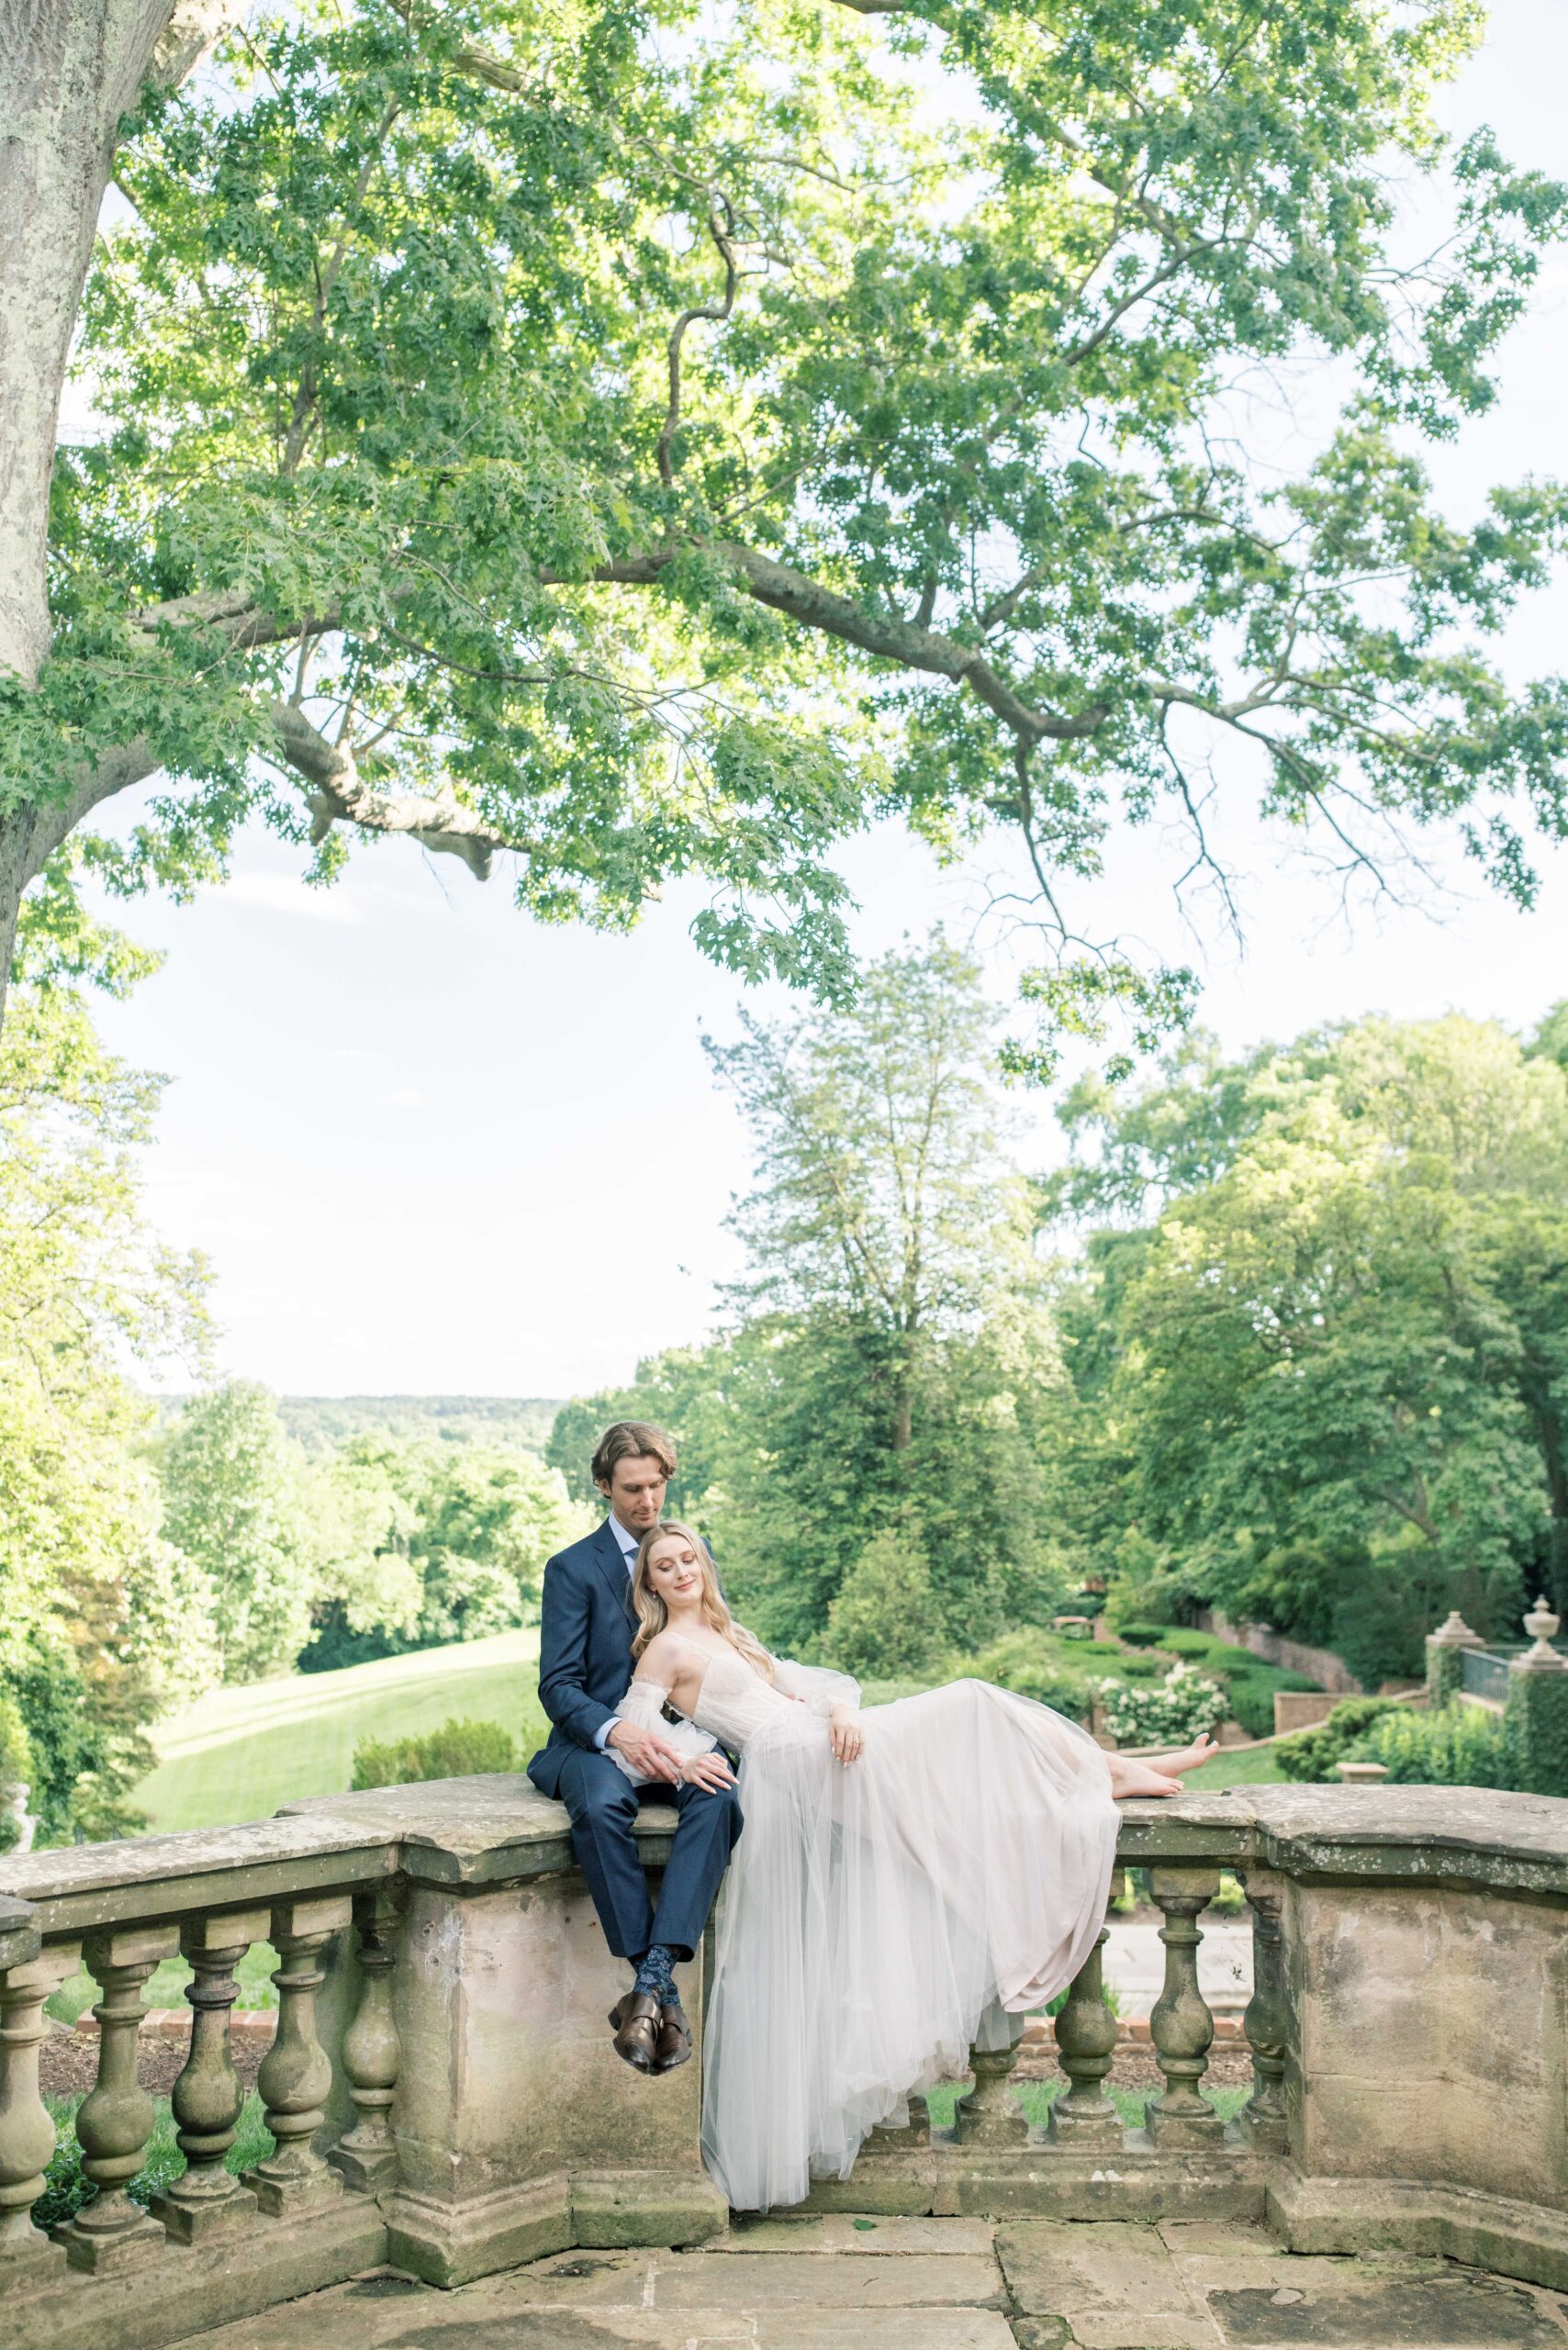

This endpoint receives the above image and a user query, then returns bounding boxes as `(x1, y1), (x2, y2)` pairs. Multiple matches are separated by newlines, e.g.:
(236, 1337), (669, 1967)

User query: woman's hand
(680, 1750), (737, 1793)
(829, 1706), (864, 1765)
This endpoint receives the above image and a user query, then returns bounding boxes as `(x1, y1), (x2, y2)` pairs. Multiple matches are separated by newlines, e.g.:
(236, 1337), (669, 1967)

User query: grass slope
(1183, 1743), (1287, 1791)
(133, 1615), (1285, 1835)
(136, 1628), (544, 1832)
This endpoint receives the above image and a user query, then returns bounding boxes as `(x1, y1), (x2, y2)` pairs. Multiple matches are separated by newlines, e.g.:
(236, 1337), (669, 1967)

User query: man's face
(599, 1454), (668, 1535)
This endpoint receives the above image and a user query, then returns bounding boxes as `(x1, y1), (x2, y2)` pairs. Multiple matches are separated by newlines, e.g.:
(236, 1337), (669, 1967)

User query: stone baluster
(331, 1886), (402, 2192)
(954, 2000), (1028, 2147)
(151, 1908), (269, 2243)
(863, 2096), (931, 2154)
(1146, 1867), (1223, 2143)
(56, 1925), (180, 2271)
(1047, 1926), (1121, 2147)
(243, 1896), (352, 2215)
(1238, 1872), (1289, 2152)
(0, 1940), (81, 2285)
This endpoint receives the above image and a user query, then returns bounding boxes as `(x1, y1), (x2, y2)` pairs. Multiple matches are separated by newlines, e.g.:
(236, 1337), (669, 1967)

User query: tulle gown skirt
(700, 1678), (1121, 2212)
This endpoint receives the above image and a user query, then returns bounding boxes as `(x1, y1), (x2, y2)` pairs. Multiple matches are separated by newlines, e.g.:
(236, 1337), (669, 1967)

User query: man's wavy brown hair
(590, 1418), (678, 1490)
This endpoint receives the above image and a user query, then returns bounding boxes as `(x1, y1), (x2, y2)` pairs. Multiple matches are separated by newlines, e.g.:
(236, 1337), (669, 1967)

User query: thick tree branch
(0, 734), (163, 1023)
(137, 538), (1108, 744)
(599, 544), (1107, 741)
(268, 701), (500, 879)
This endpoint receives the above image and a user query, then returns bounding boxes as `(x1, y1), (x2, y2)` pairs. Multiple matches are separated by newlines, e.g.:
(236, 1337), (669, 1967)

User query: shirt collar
(608, 1516), (639, 1565)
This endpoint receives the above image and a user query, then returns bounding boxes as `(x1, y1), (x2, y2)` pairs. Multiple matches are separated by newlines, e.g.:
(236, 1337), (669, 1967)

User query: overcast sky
(81, 0), (1568, 1402)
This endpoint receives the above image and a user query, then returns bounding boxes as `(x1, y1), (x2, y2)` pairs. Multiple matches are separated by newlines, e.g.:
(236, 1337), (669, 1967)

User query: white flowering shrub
(1094, 1661), (1226, 1745)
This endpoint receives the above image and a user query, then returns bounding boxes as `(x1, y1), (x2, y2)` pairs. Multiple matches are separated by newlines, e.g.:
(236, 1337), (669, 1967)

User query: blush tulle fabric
(612, 1646), (1120, 2212)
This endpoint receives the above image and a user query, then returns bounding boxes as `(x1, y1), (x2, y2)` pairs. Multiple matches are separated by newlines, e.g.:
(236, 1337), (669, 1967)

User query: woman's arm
(607, 1660), (734, 1791)
(769, 1658), (862, 1716)
(770, 1658), (864, 1764)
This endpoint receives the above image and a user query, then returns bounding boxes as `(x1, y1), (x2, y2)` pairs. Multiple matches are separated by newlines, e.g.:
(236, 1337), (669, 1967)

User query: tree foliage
(296, 1430), (580, 1667)
(157, 1381), (319, 1680)
(558, 939), (1070, 1652)
(3, 0), (1566, 1064)
(1047, 1009), (1568, 1679)
(0, 973), (213, 1837)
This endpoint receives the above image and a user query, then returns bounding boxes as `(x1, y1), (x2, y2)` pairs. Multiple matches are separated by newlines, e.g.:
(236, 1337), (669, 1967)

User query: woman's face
(645, 1534), (704, 1608)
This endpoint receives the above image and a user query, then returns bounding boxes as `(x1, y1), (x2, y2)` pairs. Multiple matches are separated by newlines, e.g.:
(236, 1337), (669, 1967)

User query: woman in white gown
(610, 1521), (1216, 2213)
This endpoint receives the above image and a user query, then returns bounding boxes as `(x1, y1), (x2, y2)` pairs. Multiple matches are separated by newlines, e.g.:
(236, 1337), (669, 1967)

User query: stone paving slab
(1158, 2221), (1291, 2257)
(997, 2221), (1217, 2346)
(721, 2213), (998, 2255)
(1204, 2269), (1568, 2347)
(167, 2219), (1568, 2350)
(172, 2267), (1014, 2350)
(651, 2249), (1007, 2308)
(994, 2220), (1568, 2349)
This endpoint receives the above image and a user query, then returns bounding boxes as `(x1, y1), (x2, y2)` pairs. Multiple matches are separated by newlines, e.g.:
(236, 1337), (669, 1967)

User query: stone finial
(1428, 1611), (1484, 1649)
(1515, 1596), (1567, 1673)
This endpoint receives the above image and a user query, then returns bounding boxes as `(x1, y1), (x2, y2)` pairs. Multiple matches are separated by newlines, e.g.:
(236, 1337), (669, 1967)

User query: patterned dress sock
(633, 1942), (678, 2004)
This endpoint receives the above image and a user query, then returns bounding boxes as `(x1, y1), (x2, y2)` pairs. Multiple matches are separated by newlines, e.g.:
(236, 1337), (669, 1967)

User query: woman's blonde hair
(632, 1520), (774, 1679)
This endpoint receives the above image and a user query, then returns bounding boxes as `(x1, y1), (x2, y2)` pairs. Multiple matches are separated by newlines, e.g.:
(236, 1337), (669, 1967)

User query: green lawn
(37, 2093), (272, 2232)
(1184, 1742), (1288, 1791)
(135, 1628), (544, 1832)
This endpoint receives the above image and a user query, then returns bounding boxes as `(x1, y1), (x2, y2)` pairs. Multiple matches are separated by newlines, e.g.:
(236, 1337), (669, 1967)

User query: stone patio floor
(167, 2216), (1568, 2350)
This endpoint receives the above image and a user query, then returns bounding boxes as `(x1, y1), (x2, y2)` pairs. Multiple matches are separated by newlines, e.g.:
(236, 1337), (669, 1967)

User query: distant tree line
(0, 906), (582, 1842)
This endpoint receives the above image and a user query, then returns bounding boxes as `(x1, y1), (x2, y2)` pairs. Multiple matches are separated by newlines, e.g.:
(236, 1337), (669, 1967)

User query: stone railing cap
(6, 1777), (1566, 1939)
(0, 1812), (400, 1938)
(0, 1887), (41, 1971)
(1116, 1784), (1568, 1896)
(279, 1772), (683, 1885)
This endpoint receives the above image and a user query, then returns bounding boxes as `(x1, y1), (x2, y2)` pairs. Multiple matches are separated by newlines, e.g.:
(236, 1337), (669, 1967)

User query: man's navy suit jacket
(527, 1519), (638, 1800)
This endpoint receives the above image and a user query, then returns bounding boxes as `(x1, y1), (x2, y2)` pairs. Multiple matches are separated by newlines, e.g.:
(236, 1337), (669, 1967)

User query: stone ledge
(280, 1774), (684, 1888)
(384, 2170), (574, 2287)
(0, 1887), (39, 1972)
(572, 2165), (730, 2249)
(8, 1783), (1566, 1940)
(1266, 2166), (1568, 2297)
(797, 2134), (1269, 2224)
(1114, 1784), (1568, 1897)
(0, 2188), (386, 2350)
(0, 1817), (399, 1939)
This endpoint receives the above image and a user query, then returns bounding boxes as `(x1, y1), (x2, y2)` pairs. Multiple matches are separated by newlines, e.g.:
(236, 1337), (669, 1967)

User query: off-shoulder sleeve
(605, 1673), (722, 1785)
(770, 1658), (861, 1716)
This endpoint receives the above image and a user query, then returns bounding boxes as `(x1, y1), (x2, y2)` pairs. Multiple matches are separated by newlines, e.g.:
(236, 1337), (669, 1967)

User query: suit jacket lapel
(593, 1519), (636, 1624)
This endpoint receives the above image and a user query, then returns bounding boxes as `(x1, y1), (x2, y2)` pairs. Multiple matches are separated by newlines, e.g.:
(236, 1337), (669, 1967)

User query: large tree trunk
(0, 0), (189, 684)
(0, 1), (241, 1002)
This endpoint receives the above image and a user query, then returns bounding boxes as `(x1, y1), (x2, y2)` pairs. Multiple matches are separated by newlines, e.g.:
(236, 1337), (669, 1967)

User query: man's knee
(564, 1757), (638, 1827)
(682, 1780), (743, 1838)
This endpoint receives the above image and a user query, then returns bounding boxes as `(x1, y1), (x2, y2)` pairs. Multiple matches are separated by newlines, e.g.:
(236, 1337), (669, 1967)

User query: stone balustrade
(1, 1779), (1565, 2350)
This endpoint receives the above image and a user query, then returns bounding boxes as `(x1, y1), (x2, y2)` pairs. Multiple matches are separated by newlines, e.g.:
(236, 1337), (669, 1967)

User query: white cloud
(379, 1087), (426, 1109)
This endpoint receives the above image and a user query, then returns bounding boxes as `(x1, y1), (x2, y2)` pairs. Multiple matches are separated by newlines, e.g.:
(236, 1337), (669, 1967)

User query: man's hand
(829, 1707), (864, 1765)
(607, 1720), (684, 1784)
(679, 1750), (738, 1793)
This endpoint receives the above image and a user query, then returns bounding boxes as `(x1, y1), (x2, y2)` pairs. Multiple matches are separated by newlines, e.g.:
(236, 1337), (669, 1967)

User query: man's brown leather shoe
(609, 1992), (691, 2073)
(655, 1998), (692, 2072)
(611, 1990), (662, 2072)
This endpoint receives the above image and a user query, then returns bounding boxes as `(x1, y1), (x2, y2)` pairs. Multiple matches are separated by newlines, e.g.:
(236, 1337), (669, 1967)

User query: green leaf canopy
(4, 0), (1565, 1048)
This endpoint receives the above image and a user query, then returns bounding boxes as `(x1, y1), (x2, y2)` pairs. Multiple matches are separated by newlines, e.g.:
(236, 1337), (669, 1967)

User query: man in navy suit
(527, 1420), (742, 2071)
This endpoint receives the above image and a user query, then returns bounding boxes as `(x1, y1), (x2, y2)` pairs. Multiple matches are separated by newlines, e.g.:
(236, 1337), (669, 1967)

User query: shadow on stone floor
(166, 2217), (1568, 2350)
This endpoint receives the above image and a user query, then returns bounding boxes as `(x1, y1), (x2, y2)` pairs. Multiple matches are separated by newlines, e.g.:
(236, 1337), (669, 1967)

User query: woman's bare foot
(1106, 1735), (1220, 1800)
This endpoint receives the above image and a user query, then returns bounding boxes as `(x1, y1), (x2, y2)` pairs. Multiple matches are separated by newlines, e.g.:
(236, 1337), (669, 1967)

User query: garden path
(166, 2215), (1568, 2348)
(1103, 1918), (1254, 2013)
